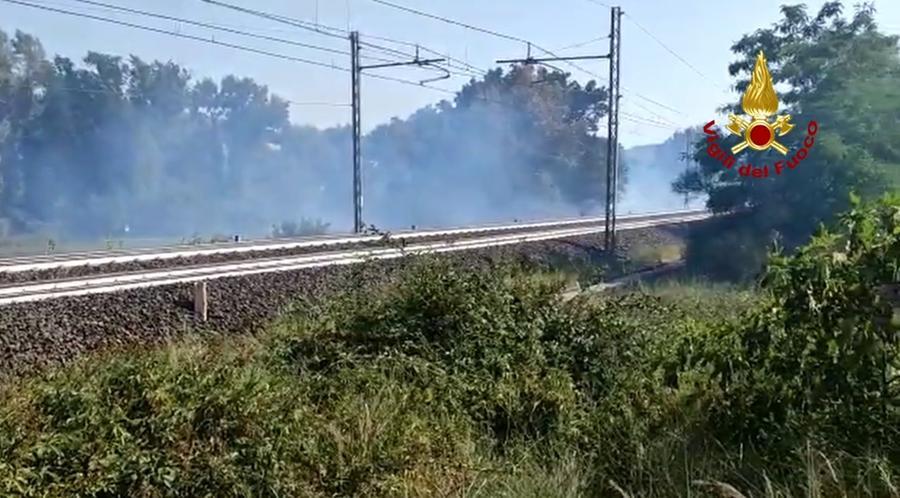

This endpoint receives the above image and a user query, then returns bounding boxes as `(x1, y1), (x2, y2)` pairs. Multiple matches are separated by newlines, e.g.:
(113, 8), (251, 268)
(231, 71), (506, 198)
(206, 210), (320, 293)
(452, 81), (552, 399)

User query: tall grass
(2, 215), (900, 498)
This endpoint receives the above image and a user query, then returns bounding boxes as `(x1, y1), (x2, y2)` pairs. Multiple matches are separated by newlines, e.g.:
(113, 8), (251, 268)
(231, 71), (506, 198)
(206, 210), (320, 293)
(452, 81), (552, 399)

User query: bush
(269, 257), (719, 491)
(272, 259), (650, 450)
(671, 194), (900, 461)
(7, 194), (900, 496)
(0, 341), (317, 496)
(683, 212), (772, 282)
(0, 339), (483, 497)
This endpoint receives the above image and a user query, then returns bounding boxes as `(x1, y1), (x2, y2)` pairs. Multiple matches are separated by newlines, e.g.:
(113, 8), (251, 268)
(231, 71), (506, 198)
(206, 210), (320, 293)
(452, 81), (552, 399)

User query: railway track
(0, 209), (710, 305)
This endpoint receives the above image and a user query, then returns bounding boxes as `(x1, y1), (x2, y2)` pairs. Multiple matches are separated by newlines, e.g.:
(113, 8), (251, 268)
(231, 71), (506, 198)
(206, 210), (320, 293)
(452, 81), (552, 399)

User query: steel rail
(0, 209), (706, 273)
(0, 211), (711, 305)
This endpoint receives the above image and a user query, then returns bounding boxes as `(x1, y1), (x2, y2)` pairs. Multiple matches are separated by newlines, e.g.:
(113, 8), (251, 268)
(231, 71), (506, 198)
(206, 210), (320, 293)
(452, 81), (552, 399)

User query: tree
(365, 64), (616, 228)
(675, 2), (900, 280)
(0, 28), (619, 241)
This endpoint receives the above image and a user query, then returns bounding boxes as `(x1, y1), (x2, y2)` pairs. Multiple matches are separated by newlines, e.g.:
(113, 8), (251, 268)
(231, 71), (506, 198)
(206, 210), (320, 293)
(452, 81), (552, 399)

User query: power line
(622, 98), (681, 127)
(286, 101), (352, 107)
(620, 113), (679, 130)
(354, 41), (479, 82)
(202, 0), (486, 76)
(361, 33), (487, 75)
(4, 0), (483, 102)
(68, 0), (353, 58)
(202, 0), (481, 77)
(358, 40), (413, 59)
(367, 0), (604, 80)
(358, 40), (480, 78)
(581, 0), (713, 84)
(621, 12), (730, 94)
(12, 1), (675, 129)
(365, 72), (456, 96)
(620, 117), (674, 131)
(201, 0), (347, 40)
(581, 1), (732, 98)
(44, 76), (675, 131)
(17, 82), (351, 107)
(368, 0), (526, 44)
(360, 40), (484, 78)
(557, 36), (607, 52)
(2, 0), (353, 72)
(201, 0), (486, 78)
(621, 111), (675, 127)
(621, 87), (683, 115)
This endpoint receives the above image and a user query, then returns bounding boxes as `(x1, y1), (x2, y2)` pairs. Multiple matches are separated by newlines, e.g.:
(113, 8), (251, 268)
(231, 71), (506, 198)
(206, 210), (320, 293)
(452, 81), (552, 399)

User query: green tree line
(0, 29), (617, 241)
(676, 1), (900, 280)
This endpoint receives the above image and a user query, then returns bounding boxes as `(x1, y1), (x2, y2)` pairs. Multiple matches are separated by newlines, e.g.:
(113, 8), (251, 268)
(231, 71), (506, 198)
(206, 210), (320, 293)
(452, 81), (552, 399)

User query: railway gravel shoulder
(0, 218), (624, 285)
(0, 223), (698, 378)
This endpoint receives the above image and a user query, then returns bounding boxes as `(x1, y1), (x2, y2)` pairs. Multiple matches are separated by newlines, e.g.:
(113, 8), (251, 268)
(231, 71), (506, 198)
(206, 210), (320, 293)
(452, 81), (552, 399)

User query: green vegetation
(0, 28), (613, 239)
(3, 196), (900, 496)
(677, 2), (900, 281)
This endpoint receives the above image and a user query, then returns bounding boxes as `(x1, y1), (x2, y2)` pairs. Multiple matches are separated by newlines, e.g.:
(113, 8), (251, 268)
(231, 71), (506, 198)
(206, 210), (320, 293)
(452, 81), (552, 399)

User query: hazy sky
(2, 0), (898, 147)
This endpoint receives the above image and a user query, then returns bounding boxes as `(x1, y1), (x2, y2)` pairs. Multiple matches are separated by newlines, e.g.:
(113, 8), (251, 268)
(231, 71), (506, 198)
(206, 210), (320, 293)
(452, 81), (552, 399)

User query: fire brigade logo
(725, 51), (794, 155)
(702, 50), (818, 178)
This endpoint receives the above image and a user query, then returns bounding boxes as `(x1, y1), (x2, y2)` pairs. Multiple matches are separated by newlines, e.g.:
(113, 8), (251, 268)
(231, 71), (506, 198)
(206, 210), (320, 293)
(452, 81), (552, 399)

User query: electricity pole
(496, 6), (622, 252)
(682, 129), (692, 208)
(605, 6), (622, 252)
(350, 31), (446, 233)
(351, 32), (362, 233)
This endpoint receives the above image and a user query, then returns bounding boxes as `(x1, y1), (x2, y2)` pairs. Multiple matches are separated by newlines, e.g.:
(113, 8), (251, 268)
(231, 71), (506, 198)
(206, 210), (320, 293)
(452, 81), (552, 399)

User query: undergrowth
(3, 196), (900, 496)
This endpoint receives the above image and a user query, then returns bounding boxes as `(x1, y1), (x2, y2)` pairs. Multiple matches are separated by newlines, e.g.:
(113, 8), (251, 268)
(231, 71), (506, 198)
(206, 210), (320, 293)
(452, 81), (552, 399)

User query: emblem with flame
(726, 51), (794, 155)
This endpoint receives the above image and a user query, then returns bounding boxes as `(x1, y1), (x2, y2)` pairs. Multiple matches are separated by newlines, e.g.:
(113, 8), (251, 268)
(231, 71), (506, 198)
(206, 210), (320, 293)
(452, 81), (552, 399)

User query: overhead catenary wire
(359, 41), (482, 79)
(45, 64), (455, 105)
(13, 0), (686, 226)
(0, 0), (485, 101)
(582, 0), (718, 87)
(66, 0), (356, 58)
(286, 101), (352, 107)
(366, 2), (697, 139)
(585, 1), (731, 94)
(621, 12), (720, 88)
(620, 117), (676, 131)
(556, 36), (607, 52)
(10, 0), (684, 135)
(200, 0), (348, 40)
(360, 32), (488, 75)
(620, 113), (680, 131)
(200, 0), (486, 79)
(367, 0), (604, 80)
(359, 41), (484, 78)
(620, 111), (676, 127)
(47, 81), (680, 137)
(368, 0), (531, 44)
(582, 0), (735, 116)
(621, 96), (681, 127)
(1, 0), (353, 72)
(621, 87), (683, 115)
(34, 84), (352, 107)
(571, 2), (693, 120)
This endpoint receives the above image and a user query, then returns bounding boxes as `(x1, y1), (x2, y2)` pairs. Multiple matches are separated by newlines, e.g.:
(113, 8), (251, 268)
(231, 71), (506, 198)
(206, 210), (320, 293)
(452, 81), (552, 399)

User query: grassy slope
(0, 257), (896, 497)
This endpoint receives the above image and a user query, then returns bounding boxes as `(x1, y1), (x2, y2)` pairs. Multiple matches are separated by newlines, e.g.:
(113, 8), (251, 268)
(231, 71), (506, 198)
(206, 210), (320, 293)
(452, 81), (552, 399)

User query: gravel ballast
(0, 218), (648, 285)
(0, 224), (694, 378)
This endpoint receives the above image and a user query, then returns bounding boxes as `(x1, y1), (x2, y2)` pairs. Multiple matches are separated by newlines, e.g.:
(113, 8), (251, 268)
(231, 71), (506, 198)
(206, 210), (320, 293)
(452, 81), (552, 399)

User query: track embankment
(0, 223), (694, 378)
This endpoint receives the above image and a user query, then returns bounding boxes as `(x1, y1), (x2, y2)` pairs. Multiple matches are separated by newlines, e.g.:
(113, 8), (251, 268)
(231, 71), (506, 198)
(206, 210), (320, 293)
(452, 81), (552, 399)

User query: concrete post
(193, 281), (208, 322)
